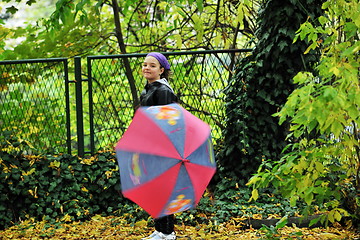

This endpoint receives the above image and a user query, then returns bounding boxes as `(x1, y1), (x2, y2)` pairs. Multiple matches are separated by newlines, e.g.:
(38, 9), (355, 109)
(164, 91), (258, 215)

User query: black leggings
(154, 214), (175, 234)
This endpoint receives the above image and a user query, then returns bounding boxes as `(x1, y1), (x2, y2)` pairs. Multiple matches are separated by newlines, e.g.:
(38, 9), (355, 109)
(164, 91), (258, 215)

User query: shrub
(0, 130), (131, 229)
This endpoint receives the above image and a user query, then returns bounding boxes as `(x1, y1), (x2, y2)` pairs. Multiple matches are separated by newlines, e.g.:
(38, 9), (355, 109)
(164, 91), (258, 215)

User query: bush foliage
(0, 130), (303, 230)
(0, 130), (128, 229)
(248, 0), (360, 227)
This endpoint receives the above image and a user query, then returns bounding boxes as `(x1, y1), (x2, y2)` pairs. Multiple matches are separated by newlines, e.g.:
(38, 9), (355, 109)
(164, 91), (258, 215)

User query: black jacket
(140, 81), (178, 106)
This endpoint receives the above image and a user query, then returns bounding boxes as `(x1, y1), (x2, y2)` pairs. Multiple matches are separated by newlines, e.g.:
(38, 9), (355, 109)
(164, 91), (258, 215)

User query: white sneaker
(141, 230), (176, 240)
(141, 230), (159, 239)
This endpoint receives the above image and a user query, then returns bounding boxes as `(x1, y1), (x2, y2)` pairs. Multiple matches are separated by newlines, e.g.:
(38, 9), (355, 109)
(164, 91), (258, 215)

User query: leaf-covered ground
(1, 215), (359, 239)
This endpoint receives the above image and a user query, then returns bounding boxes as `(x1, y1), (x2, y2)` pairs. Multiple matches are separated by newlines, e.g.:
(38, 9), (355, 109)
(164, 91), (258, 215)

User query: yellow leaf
(23, 168), (36, 176)
(334, 210), (342, 221)
(49, 161), (61, 169)
(315, 162), (324, 172)
(29, 126), (40, 134)
(319, 233), (341, 239)
(246, 176), (260, 186)
(304, 41), (317, 54)
(236, 3), (244, 28)
(249, 189), (259, 202)
(105, 170), (112, 179)
(10, 164), (18, 169)
(329, 66), (340, 76)
(61, 214), (72, 222)
(91, 214), (104, 221)
(81, 157), (95, 165)
(328, 211), (335, 223)
(134, 220), (147, 227)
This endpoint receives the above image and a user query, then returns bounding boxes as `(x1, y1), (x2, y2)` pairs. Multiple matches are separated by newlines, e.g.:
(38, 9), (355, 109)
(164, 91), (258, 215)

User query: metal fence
(0, 49), (251, 155)
(0, 58), (71, 154)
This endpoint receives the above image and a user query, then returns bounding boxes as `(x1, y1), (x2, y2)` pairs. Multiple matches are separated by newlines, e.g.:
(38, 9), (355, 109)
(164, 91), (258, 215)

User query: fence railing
(0, 49), (251, 156)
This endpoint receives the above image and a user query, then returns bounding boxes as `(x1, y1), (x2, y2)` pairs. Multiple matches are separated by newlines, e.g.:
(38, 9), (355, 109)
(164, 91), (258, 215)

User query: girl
(140, 52), (178, 240)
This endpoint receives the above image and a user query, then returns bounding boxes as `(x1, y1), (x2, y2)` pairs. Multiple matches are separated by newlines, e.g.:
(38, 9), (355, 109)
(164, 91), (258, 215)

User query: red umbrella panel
(115, 103), (216, 218)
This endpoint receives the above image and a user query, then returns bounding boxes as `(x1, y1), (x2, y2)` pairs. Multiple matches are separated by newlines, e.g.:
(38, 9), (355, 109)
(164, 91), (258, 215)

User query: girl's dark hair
(161, 69), (171, 80)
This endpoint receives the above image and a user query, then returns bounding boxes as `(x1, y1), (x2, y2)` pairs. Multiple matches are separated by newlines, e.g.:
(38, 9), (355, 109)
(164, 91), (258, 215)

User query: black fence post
(64, 59), (72, 154)
(87, 57), (95, 154)
(74, 56), (84, 157)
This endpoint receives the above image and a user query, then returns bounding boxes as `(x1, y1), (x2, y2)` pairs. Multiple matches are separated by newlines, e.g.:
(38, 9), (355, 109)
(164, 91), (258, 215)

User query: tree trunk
(111, 0), (139, 110)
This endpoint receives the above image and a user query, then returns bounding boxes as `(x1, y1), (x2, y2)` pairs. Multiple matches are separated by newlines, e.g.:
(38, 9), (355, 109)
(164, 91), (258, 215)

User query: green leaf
(276, 216), (288, 229)
(309, 216), (320, 227)
(318, 16), (328, 26)
(26, 0), (37, 5)
(278, 41), (288, 50)
(6, 6), (18, 14)
(236, 3), (244, 28)
(290, 195), (298, 207)
(307, 119), (317, 133)
(347, 105), (358, 120)
(304, 192), (313, 205)
(293, 72), (311, 84)
(196, 0), (203, 12)
(330, 121), (343, 138)
(314, 162), (324, 173)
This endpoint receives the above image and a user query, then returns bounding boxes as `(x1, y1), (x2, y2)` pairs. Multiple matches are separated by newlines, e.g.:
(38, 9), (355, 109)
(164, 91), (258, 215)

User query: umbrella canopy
(115, 103), (216, 218)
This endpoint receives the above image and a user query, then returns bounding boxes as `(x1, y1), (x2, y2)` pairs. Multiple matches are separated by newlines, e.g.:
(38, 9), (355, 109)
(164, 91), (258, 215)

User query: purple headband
(147, 52), (170, 70)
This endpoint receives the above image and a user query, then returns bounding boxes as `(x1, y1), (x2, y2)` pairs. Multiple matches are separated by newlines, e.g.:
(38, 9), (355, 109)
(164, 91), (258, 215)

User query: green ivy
(220, 0), (324, 182)
(0, 130), (145, 229)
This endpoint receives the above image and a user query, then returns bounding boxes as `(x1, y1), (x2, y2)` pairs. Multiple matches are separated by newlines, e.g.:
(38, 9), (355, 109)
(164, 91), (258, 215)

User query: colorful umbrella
(115, 103), (216, 218)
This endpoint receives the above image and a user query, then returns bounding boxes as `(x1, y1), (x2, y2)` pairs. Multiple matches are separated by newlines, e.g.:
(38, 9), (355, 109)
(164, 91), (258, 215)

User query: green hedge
(0, 130), (149, 229)
(1, 130), (305, 230)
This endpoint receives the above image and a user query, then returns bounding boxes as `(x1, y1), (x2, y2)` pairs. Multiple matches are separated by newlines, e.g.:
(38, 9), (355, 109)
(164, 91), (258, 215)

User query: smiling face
(142, 56), (164, 83)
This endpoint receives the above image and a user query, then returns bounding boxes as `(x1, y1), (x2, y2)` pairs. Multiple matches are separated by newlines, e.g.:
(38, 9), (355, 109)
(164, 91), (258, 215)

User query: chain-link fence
(86, 50), (251, 154)
(0, 58), (71, 153)
(0, 50), (251, 155)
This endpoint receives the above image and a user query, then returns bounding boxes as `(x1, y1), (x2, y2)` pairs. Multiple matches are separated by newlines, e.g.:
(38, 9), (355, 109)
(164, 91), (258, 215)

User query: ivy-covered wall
(220, 0), (324, 181)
